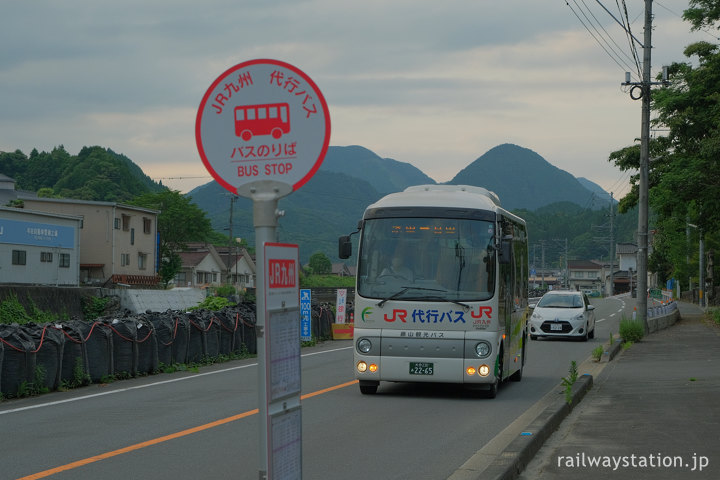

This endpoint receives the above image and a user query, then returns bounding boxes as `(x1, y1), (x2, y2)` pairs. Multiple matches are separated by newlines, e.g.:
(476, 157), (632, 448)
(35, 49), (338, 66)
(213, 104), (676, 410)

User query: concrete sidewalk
(518, 302), (720, 479)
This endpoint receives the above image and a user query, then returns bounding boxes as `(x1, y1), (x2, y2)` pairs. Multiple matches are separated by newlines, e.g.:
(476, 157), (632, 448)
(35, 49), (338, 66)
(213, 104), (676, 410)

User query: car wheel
(582, 324), (589, 342)
(589, 326), (595, 339)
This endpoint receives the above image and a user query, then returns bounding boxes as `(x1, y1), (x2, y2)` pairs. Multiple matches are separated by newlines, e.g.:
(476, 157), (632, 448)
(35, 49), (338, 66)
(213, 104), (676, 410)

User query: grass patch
(619, 316), (645, 343)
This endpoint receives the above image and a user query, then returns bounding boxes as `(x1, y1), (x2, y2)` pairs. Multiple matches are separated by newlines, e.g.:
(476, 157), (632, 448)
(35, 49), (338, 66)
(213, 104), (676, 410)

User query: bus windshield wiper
(417, 294), (471, 310)
(377, 286), (446, 307)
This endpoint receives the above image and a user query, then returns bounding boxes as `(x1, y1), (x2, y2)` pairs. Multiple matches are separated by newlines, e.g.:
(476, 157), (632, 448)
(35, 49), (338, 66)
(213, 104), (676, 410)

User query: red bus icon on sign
(234, 103), (290, 141)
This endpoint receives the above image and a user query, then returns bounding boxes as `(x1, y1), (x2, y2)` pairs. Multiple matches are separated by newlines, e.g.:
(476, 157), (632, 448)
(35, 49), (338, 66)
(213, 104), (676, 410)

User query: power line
(566, 0), (639, 75)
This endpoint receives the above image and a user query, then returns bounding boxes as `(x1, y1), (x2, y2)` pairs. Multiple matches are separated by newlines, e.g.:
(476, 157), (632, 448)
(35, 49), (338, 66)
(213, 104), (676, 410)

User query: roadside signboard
(300, 289), (312, 342)
(335, 288), (347, 323)
(196, 59), (331, 197)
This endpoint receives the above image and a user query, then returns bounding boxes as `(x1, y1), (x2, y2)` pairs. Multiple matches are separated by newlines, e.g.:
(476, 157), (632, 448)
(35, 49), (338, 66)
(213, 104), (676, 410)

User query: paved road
(0, 296), (632, 480)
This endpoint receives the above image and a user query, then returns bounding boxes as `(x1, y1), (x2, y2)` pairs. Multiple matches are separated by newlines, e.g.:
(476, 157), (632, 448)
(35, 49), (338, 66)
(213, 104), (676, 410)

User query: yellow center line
(17, 379), (358, 480)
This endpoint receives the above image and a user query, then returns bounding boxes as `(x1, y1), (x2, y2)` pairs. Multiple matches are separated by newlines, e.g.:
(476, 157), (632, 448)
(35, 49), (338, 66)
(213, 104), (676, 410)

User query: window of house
(138, 253), (147, 270)
(114, 218), (121, 229)
(176, 272), (187, 283)
(196, 272), (203, 284)
(41, 251), (53, 262)
(121, 253), (130, 266)
(143, 217), (152, 234)
(59, 253), (70, 268)
(12, 250), (26, 265)
(122, 214), (131, 231)
(131, 228), (135, 245)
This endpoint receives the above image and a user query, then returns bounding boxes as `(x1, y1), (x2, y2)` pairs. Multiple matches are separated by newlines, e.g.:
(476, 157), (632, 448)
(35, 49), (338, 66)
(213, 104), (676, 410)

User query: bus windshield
(357, 217), (496, 302)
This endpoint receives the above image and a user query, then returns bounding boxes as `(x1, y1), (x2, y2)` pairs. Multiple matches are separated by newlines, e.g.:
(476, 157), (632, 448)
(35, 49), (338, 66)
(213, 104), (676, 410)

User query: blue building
(0, 206), (82, 286)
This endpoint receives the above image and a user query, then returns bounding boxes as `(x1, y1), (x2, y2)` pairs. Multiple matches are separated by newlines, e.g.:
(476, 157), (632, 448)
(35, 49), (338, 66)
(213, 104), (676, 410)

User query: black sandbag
(108, 318), (138, 377)
(187, 312), (208, 363)
(203, 311), (221, 359)
(214, 309), (236, 355)
(0, 324), (37, 397)
(22, 323), (64, 391)
(135, 318), (158, 375)
(238, 305), (257, 355)
(59, 321), (89, 386)
(171, 314), (190, 365)
(150, 314), (175, 367)
(81, 321), (114, 382)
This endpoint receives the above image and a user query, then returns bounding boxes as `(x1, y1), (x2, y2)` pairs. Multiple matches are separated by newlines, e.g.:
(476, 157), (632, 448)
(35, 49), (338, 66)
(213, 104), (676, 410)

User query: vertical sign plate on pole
(335, 288), (347, 323)
(300, 289), (312, 342)
(265, 242), (301, 480)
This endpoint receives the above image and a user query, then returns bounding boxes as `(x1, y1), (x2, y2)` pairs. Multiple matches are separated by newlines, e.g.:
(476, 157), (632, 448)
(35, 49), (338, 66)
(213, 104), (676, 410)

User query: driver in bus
(380, 249), (414, 282)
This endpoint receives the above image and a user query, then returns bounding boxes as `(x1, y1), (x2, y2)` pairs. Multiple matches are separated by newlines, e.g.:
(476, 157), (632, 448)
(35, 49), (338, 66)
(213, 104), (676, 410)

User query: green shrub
(189, 295), (233, 311)
(82, 296), (111, 320)
(592, 345), (603, 361)
(619, 317), (645, 343)
(0, 294), (32, 325)
(560, 360), (578, 404)
(711, 308), (720, 325)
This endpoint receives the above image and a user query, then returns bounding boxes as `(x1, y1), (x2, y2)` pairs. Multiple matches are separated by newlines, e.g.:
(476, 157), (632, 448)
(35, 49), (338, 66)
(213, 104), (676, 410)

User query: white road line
(0, 346), (353, 416)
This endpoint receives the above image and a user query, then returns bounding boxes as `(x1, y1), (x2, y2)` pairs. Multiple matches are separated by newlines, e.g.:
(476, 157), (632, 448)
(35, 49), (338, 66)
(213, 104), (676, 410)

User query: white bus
(339, 185), (529, 397)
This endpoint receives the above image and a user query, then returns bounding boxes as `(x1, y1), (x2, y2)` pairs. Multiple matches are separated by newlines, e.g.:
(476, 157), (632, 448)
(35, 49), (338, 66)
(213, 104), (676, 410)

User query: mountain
(448, 144), (603, 211)
(320, 145), (436, 194)
(187, 168), (383, 263)
(188, 143), (618, 263)
(0, 146), (164, 202)
(576, 177), (616, 207)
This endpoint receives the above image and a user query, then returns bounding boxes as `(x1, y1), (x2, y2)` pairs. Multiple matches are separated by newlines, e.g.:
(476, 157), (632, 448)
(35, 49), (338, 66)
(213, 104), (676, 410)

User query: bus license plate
(409, 362), (434, 375)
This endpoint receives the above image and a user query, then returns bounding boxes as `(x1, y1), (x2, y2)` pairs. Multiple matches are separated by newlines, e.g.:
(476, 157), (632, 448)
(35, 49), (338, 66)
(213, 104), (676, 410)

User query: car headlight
(531, 312), (542, 320)
(357, 338), (372, 354)
(474, 341), (491, 358)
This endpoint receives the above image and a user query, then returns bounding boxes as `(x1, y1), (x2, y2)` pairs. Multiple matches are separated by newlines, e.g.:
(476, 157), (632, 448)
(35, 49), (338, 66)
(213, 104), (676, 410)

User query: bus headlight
(478, 364), (490, 377)
(357, 338), (372, 354)
(474, 341), (491, 358)
(357, 361), (368, 373)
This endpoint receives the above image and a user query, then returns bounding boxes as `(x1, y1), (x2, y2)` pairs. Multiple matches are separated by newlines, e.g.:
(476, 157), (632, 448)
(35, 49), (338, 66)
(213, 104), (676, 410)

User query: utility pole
(609, 192), (615, 296)
(636, 0), (652, 334)
(622, 1), (655, 333)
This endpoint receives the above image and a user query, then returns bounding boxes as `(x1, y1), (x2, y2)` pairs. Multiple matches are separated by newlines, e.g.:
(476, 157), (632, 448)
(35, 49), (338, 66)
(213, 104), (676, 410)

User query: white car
(528, 291), (596, 341)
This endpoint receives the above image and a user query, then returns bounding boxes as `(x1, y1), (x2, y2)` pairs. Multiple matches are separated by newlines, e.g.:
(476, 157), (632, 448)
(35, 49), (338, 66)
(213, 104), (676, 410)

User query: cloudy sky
(1, 1), (713, 199)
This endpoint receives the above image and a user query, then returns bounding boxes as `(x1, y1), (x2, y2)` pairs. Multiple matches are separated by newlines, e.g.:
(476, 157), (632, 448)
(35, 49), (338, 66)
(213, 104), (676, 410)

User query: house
(567, 260), (603, 293)
(21, 197), (160, 285)
(331, 263), (355, 277)
(0, 206), (82, 286)
(616, 243), (638, 271)
(176, 243), (226, 288)
(215, 245), (256, 290)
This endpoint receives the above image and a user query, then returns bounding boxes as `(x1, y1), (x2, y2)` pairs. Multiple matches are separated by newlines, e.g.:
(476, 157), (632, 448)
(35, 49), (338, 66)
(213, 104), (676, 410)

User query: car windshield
(537, 294), (583, 308)
(357, 217), (496, 302)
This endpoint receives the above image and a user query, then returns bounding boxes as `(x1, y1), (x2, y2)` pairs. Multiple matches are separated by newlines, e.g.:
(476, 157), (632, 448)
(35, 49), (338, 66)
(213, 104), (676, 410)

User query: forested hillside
(0, 146), (164, 201)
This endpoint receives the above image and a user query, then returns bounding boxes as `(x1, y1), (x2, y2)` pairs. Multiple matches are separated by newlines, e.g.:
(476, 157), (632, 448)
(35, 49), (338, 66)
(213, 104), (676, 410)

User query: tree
(608, 2), (720, 286)
(130, 190), (214, 285)
(308, 252), (332, 275)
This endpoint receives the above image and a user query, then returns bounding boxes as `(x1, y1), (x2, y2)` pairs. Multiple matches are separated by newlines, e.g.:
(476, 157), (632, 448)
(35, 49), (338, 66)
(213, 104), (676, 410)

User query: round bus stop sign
(196, 59), (331, 197)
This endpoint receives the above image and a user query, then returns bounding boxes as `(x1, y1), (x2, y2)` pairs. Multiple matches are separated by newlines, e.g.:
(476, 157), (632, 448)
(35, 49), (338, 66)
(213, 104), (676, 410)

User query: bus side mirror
(498, 236), (512, 264)
(339, 235), (352, 259)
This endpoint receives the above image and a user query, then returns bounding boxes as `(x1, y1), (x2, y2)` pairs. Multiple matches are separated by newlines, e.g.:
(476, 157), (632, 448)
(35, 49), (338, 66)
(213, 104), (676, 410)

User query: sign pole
(196, 58), (329, 480)
(250, 183), (284, 479)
